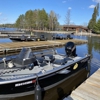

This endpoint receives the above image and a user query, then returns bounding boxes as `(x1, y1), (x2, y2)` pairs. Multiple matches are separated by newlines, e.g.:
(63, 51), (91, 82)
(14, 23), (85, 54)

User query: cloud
(89, 5), (95, 8)
(93, 0), (100, 3)
(68, 7), (72, 9)
(62, 0), (67, 3)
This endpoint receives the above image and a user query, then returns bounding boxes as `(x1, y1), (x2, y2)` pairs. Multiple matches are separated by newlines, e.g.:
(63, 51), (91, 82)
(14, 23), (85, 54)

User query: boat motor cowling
(65, 42), (77, 57)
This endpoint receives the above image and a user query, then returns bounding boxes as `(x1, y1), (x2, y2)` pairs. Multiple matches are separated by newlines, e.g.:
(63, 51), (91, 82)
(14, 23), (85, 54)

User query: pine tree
(94, 19), (100, 34)
(88, 7), (97, 29)
(88, 3), (99, 30)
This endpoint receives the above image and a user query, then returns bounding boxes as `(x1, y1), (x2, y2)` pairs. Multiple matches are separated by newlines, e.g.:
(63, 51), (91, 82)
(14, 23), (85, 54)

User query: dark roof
(63, 25), (88, 29)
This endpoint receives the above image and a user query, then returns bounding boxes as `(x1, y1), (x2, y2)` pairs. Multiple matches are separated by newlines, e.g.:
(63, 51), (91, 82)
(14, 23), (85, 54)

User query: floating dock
(0, 39), (87, 55)
(66, 69), (100, 100)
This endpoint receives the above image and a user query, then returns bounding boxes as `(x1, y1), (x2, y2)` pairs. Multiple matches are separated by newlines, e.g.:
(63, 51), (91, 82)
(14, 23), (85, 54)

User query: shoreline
(30, 30), (100, 37)
(0, 30), (100, 37)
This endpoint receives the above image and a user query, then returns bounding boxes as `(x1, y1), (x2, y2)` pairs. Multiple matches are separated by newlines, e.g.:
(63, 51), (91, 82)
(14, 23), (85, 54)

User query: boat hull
(42, 68), (88, 100)
(0, 56), (90, 99)
(1, 68), (88, 100)
(9, 37), (35, 41)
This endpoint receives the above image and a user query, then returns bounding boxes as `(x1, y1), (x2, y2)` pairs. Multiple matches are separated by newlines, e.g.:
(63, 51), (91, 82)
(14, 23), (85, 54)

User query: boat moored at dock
(8, 34), (37, 41)
(0, 42), (90, 100)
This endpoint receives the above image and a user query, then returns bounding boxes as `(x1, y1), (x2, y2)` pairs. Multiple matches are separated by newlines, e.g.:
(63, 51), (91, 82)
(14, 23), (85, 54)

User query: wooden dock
(66, 69), (100, 100)
(0, 39), (87, 55)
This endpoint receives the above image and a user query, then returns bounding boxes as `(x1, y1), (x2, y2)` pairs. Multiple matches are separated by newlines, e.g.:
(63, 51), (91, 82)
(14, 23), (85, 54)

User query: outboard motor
(65, 42), (77, 57)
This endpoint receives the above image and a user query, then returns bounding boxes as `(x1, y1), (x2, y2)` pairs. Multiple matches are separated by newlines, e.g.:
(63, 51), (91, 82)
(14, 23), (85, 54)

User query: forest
(15, 9), (60, 31)
(0, 9), (60, 31)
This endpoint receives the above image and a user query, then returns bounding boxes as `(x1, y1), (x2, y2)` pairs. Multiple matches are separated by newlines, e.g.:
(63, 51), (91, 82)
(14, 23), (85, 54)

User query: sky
(0, 0), (100, 25)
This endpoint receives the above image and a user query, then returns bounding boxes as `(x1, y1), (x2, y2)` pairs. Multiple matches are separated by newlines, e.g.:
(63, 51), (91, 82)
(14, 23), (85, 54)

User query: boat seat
(53, 57), (72, 65)
(44, 55), (55, 63)
(12, 48), (37, 66)
(35, 55), (55, 67)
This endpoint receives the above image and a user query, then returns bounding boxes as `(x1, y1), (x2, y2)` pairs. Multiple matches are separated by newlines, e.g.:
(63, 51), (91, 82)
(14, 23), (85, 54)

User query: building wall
(63, 26), (88, 33)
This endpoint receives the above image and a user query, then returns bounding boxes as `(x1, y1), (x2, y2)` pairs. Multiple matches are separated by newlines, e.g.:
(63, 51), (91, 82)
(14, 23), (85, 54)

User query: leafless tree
(48, 11), (60, 30)
(64, 8), (71, 31)
(65, 9), (71, 25)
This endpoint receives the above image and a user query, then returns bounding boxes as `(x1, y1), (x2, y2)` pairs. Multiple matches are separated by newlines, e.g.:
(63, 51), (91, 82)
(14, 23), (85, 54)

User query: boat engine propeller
(65, 42), (77, 57)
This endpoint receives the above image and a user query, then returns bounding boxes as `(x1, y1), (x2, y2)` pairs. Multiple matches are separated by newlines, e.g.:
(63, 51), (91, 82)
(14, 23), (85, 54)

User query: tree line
(15, 9), (60, 31)
(88, 3), (100, 34)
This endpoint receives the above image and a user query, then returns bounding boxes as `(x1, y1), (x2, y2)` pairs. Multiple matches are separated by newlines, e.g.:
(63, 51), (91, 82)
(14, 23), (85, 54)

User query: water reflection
(72, 35), (100, 75)
(72, 35), (100, 56)
(56, 35), (100, 76)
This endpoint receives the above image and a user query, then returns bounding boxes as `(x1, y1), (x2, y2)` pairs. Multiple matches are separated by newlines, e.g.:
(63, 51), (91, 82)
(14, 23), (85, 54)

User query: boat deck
(66, 68), (100, 100)
(0, 39), (87, 55)
(0, 54), (81, 81)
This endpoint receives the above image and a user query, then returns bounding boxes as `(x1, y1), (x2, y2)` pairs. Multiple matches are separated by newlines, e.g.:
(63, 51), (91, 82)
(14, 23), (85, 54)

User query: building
(63, 25), (88, 33)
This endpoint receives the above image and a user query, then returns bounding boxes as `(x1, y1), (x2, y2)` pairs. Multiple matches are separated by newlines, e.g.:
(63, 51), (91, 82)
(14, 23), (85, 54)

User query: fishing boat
(0, 42), (90, 100)
(8, 34), (37, 41)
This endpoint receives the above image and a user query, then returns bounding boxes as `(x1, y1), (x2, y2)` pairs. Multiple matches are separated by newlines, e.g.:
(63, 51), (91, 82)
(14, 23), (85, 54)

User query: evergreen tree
(96, 3), (99, 16)
(15, 14), (25, 28)
(25, 10), (34, 29)
(88, 7), (97, 29)
(38, 9), (48, 30)
(88, 3), (99, 30)
(94, 19), (100, 34)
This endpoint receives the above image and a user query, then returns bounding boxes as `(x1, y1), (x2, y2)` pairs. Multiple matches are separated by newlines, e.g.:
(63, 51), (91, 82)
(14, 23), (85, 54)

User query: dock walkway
(0, 39), (87, 55)
(66, 69), (100, 100)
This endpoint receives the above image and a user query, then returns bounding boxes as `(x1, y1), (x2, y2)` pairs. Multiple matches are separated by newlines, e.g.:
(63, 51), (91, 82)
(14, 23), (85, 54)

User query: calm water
(57, 36), (100, 75)
(0, 35), (100, 100)
(0, 27), (17, 32)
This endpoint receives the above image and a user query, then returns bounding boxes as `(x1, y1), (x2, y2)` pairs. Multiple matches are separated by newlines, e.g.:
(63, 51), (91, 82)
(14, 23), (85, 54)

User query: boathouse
(63, 25), (88, 33)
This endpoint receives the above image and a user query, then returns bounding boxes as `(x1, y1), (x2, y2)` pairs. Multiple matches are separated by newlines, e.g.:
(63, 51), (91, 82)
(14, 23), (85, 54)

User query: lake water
(0, 35), (100, 100)
(0, 27), (17, 32)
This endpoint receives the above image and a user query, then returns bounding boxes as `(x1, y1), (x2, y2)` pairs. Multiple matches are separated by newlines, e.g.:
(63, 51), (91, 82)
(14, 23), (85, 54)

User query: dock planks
(66, 69), (100, 100)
